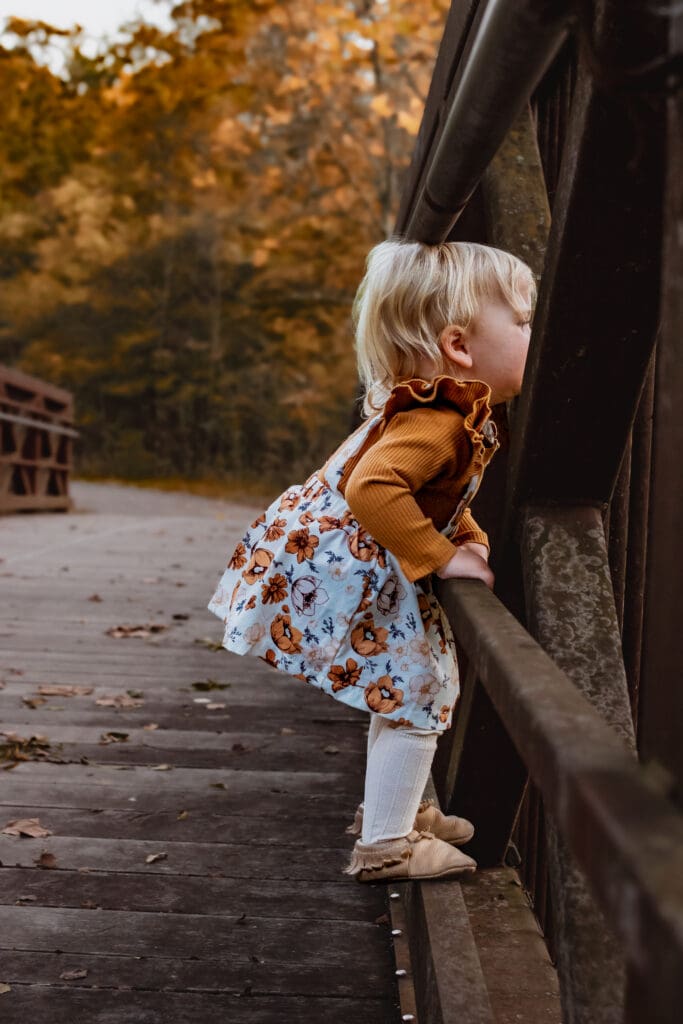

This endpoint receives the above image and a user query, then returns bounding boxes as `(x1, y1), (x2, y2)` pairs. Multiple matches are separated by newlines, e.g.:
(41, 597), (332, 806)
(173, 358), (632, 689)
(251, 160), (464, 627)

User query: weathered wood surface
(0, 482), (400, 1023)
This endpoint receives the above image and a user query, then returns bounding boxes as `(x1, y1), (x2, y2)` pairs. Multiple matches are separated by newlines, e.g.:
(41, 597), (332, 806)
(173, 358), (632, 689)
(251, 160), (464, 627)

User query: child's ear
(439, 324), (473, 370)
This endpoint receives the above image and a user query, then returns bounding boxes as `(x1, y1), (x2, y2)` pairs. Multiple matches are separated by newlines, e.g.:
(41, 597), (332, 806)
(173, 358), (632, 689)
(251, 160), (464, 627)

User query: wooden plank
(461, 868), (561, 1023)
(0, 989), (396, 1024)
(0, 835), (355, 881)
(0, 905), (389, 962)
(0, 867), (382, 920)
(0, 483), (400, 1021)
(1, 949), (389, 998)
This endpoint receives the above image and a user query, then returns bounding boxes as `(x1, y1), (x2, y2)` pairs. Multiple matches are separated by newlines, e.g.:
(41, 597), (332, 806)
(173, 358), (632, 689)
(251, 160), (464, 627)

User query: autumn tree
(0, 1), (448, 487)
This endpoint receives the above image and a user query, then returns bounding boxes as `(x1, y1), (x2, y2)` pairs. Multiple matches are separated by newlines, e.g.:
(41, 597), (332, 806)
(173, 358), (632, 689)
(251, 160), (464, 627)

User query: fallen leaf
(193, 637), (223, 651)
(0, 983), (10, 994)
(177, 810), (188, 820)
(206, 703), (225, 711)
(1, 732), (51, 768)
(106, 623), (167, 638)
(38, 685), (93, 697)
(15, 894), (37, 904)
(59, 968), (88, 981)
(95, 694), (144, 709)
(210, 782), (226, 790)
(2, 817), (53, 838)
(22, 696), (47, 709)
(87, 594), (103, 602)
(99, 731), (129, 744)
(145, 852), (168, 864)
(323, 745), (340, 754)
(280, 727), (296, 735)
(191, 680), (230, 691)
(152, 764), (171, 771)
(143, 723), (159, 731)
(36, 851), (57, 869)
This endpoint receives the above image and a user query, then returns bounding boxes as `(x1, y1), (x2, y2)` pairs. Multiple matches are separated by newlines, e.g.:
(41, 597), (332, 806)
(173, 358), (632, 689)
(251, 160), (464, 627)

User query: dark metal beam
(503, 1), (668, 512)
(405, 0), (574, 243)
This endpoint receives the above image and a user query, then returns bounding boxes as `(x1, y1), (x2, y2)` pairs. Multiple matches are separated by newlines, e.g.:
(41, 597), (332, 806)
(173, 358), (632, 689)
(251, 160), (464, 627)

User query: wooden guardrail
(0, 365), (77, 514)
(396, 0), (683, 1021)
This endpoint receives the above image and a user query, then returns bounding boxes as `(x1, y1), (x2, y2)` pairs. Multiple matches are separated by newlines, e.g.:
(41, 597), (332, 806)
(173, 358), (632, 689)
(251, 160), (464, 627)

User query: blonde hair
(353, 238), (536, 414)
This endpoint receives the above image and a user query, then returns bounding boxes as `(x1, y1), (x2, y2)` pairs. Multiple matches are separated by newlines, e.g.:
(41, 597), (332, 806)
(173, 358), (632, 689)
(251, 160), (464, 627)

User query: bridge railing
(396, 1), (683, 1021)
(0, 364), (77, 514)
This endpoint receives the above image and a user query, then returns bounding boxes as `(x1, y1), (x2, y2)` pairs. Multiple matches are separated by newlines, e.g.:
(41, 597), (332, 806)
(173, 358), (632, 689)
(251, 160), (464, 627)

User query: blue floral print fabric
(208, 414), (461, 732)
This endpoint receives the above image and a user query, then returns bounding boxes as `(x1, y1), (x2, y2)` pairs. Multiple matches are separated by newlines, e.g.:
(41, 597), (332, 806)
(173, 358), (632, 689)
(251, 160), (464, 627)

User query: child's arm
(436, 547), (494, 588)
(345, 407), (475, 583)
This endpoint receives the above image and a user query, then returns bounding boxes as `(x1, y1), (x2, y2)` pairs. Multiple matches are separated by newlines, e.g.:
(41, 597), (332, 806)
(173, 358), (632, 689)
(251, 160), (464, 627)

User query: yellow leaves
(192, 168), (217, 189)
(263, 104), (293, 127)
(277, 75), (307, 95)
(397, 109), (422, 135)
(370, 93), (394, 118)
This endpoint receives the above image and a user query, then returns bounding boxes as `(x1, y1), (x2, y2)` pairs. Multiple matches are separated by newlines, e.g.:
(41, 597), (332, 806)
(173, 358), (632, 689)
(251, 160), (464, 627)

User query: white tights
(360, 712), (438, 844)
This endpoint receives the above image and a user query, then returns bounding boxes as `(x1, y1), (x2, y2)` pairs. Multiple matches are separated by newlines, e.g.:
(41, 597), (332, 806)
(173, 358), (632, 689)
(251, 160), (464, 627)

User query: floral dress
(208, 382), (498, 733)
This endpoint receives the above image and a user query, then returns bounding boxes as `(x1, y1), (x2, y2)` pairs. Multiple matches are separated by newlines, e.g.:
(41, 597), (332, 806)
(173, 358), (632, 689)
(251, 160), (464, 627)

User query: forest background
(0, 0), (447, 493)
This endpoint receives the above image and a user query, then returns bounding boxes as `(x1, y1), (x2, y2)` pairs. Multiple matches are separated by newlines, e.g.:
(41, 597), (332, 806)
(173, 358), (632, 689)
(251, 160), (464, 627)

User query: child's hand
(436, 546), (495, 589)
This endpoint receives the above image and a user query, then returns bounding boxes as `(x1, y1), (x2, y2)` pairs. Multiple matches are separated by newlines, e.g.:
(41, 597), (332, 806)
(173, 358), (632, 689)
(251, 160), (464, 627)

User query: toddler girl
(208, 239), (535, 883)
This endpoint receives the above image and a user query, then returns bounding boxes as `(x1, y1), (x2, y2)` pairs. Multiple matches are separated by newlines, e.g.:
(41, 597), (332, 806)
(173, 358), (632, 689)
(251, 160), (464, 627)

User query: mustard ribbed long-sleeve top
(330, 376), (500, 582)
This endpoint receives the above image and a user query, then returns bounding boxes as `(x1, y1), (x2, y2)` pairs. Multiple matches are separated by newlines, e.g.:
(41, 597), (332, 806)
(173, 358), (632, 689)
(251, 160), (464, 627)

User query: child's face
(461, 284), (533, 404)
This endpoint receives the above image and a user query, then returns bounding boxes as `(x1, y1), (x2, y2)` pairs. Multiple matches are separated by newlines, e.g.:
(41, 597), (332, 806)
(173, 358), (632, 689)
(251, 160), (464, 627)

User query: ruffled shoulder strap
(382, 375), (499, 460)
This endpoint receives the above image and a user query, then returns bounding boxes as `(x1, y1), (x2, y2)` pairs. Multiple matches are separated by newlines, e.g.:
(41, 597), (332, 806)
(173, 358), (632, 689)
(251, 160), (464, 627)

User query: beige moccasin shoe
(343, 828), (477, 883)
(345, 798), (474, 846)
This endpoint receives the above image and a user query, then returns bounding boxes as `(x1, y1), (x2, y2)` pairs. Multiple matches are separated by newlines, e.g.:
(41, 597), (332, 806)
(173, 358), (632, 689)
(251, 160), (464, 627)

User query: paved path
(0, 482), (400, 1022)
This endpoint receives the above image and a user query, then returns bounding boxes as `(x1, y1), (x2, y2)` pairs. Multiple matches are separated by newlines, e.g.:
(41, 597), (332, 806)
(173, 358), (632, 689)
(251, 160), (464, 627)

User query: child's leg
(357, 712), (388, 812)
(361, 721), (438, 844)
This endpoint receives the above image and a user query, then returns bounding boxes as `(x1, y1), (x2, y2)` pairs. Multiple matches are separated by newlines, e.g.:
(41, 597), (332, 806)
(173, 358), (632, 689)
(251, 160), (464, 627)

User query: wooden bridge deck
(0, 483), (401, 1022)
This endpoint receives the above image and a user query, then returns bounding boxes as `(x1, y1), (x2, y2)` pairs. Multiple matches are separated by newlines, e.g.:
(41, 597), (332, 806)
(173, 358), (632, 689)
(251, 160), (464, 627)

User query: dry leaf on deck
(191, 680), (230, 691)
(106, 623), (167, 638)
(193, 637), (223, 651)
(1, 732), (51, 768)
(99, 731), (129, 744)
(177, 810), (188, 820)
(22, 696), (46, 709)
(143, 723), (159, 731)
(59, 968), (88, 981)
(38, 685), (94, 697)
(2, 817), (53, 838)
(280, 727), (296, 735)
(145, 852), (168, 864)
(95, 694), (144, 709)
(87, 594), (103, 602)
(152, 764), (171, 771)
(206, 703), (225, 711)
(0, 983), (11, 995)
(35, 851), (57, 869)
(323, 745), (340, 755)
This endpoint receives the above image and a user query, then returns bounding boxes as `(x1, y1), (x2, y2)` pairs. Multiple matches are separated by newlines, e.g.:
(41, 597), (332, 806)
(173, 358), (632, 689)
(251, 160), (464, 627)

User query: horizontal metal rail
(406, 0), (574, 242)
(0, 411), (80, 439)
(435, 577), (683, 1022)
